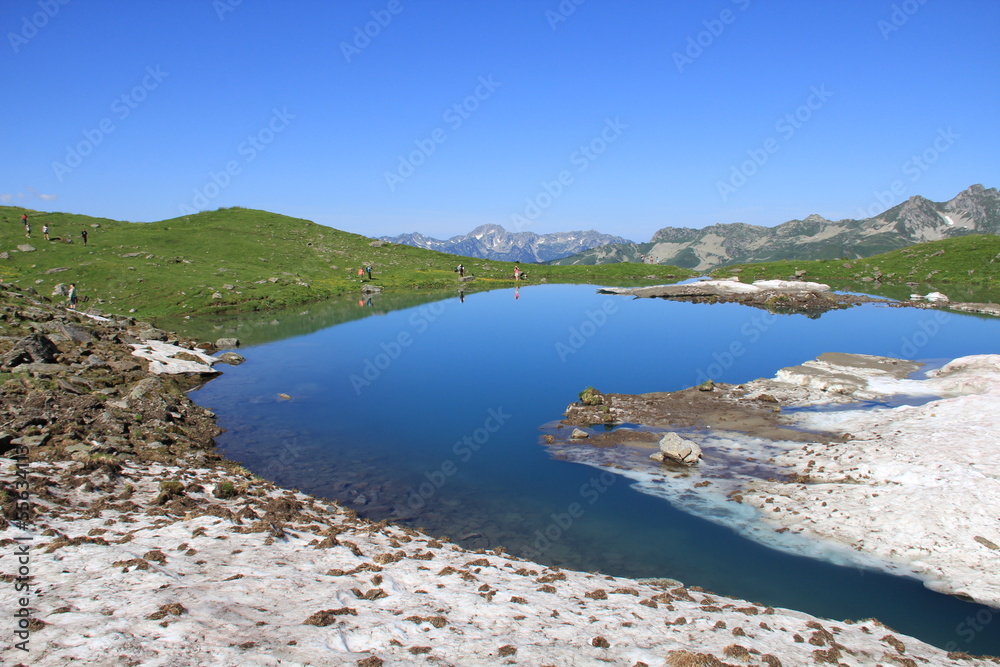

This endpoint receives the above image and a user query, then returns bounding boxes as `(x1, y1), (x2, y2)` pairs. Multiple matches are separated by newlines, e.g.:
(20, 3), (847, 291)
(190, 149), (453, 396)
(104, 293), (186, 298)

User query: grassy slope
(710, 235), (1000, 299)
(1, 206), (696, 318)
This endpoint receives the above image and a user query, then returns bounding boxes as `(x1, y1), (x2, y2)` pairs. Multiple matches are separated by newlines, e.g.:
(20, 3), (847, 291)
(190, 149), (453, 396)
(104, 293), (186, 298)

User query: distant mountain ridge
(550, 184), (1000, 270)
(380, 224), (633, 263)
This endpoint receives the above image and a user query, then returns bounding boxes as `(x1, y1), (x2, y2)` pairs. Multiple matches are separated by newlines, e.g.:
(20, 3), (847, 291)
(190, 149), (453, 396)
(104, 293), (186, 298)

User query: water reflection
(189, 284), (1000, 654)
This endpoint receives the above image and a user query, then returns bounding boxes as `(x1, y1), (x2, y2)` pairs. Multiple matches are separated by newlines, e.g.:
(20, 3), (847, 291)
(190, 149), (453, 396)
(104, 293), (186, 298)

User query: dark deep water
(186, 285), (1000, 654)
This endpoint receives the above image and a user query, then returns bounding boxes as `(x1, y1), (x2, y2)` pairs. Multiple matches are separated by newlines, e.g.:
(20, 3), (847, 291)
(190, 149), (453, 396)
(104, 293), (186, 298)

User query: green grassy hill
(710, 235), (1000, 300)
(1, 206), (695, 317)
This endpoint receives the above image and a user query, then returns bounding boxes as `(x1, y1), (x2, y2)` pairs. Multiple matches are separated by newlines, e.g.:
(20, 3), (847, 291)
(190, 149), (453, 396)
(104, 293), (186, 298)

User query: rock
(369, 239), (386, 247)
(0, 433), (13, 454)
(212, 292), (223, 300)
(651, 432), (702, 466)
(21, 306), (53, 322)
(3, 333), (60, 367)
(361, 284), (383, 294)
(46, 321), (97, 343)
(222, 284), (235, 290)
(45, 267), (70, 274)
(217, 351), (246, 365)
(278, 393), (292, 400)
(215, 338), (240, 349)
(17, 244), (36, 253)
(570, 428), (589, 439)
(0, 252), (9, 260)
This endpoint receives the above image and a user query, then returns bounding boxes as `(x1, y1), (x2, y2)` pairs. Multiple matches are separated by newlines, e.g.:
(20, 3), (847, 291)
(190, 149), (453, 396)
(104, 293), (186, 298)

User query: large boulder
(3, 334), (60, 368)
(650, 432), (702, 466)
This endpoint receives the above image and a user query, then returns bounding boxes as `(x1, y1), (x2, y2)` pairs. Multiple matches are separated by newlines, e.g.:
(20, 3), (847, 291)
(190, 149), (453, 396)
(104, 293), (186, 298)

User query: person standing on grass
(21, 213), (27, 228)
(81, 229), (88, 246)
(366, 265), (372, 281)
(513, 264), (521, 281)
(24, 223), (30, 239)
(457, 263), (465, 277)
(43, 223), (49, 241)
(67, 283), (78, 310)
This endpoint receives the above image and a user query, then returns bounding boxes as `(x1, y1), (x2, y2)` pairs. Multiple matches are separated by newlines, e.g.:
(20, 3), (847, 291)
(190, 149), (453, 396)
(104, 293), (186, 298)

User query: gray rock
(570, 428), (589, 439)
(17, 244), (36, 253)
(0, 252), (9, 260)
(3, 333), (59, 367)
(12, 434), (50, 447)
(45, 267), (69, 274)
(650, 432), (702, 466)
(215, 337), (240, 349)
(361, 284), (382, 294)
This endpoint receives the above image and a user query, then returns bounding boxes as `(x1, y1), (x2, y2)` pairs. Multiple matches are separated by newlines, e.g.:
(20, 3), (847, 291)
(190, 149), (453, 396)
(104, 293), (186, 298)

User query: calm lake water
(186, 284), (1000, 654)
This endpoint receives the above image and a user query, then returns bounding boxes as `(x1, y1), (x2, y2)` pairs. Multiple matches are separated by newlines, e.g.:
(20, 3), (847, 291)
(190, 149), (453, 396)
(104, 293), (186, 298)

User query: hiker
(366, 265), (372, 281)
(67, 283), (78, 310)
(81, 229), (88, 246)
(357, 267), (364, 280)
(513, 264), (521, 281)
(21, 213), (27, 228)
(24, 223), (30, 239)
(43, 223), (49, 241)
(457, 263), (465, 277)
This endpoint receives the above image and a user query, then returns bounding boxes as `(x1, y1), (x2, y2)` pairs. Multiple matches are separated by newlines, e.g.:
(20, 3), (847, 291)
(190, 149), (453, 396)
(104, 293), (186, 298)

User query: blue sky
(2, 0), (997, 241)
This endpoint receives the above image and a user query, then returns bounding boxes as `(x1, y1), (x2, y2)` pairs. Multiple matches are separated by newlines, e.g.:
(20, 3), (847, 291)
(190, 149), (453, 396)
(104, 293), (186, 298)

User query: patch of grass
(1, 205), (696, 318)
(579, 387), (603, 406)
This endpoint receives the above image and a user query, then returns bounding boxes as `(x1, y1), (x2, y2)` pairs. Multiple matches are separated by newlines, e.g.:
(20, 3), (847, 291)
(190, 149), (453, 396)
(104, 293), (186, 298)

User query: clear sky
(2, 0), (997, 242)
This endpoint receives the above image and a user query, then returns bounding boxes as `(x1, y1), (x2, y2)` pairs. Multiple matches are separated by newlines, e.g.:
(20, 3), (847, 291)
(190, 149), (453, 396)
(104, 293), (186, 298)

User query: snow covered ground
(3, 455), (996, 666)
(738, 355), (1000, 608)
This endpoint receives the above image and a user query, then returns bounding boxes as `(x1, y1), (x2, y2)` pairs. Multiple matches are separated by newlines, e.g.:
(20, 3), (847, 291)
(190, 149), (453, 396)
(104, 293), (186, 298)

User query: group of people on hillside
(19, 214), (88, 245)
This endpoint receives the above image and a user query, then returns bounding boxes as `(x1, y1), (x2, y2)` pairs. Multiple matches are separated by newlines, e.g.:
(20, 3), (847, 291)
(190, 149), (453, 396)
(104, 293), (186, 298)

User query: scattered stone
(17, 244), (36, 252)
(215, 338), (240, 349)
(650, 432), (702, 466)
(570, 428), (589, 439)
(217, 351), (246, 365)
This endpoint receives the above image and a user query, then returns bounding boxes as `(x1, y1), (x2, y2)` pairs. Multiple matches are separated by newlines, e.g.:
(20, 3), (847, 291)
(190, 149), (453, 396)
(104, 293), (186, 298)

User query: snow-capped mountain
(380, 224), (633, 263)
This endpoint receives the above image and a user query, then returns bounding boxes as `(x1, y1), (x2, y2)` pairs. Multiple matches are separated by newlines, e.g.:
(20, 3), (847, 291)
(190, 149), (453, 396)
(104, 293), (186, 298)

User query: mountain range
(550, 184), (1000, 270)
(380, 225), (632, 263)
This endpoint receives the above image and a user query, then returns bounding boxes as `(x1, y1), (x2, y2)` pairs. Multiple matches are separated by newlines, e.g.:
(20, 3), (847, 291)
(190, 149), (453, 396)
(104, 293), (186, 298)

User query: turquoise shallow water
(189, 284), (1000, 654)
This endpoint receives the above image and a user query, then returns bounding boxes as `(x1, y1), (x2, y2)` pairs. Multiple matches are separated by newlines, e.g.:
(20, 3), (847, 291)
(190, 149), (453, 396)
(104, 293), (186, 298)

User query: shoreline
(2, 282), (998, 664)
(554, 352), (1000, 610)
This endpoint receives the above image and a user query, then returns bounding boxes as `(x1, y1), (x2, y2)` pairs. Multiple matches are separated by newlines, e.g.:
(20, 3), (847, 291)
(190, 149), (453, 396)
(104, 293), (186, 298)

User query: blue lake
(188, 284), (1000, 654)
